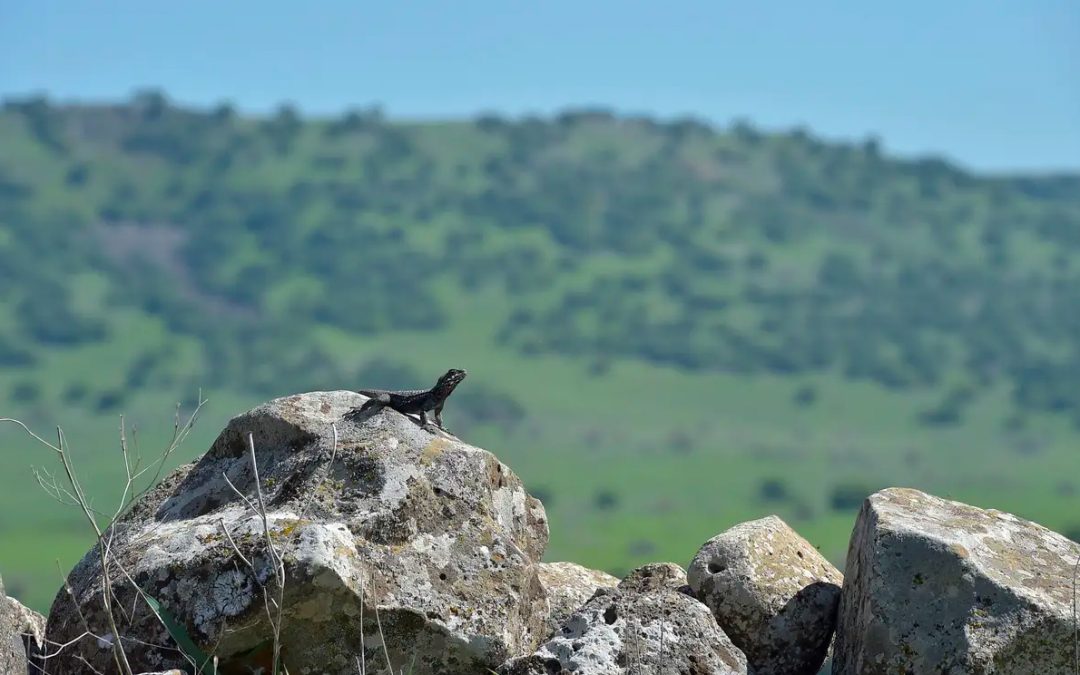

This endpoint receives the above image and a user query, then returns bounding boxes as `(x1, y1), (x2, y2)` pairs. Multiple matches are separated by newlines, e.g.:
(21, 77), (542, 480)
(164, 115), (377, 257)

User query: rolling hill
(1, 92), (1079, 611)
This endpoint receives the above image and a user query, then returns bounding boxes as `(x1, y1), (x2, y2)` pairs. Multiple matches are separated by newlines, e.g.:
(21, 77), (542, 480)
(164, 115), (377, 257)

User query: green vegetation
(1, 92), (1078, 611)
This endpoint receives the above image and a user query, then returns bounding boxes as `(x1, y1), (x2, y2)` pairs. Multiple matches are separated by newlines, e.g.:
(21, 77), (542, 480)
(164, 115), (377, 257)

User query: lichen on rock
(536, 561), (619, 640)
(833, 487), (1080, 674)
(1, 574), (46, 675)
(499, 563), (747, 675)
(687, 515), (842, 675)
(43, 391), (551, 674)
(35, 388), (1080, 675)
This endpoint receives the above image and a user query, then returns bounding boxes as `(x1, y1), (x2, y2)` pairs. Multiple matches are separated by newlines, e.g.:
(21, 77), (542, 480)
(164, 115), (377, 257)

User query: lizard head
(433, 368), (467, 396)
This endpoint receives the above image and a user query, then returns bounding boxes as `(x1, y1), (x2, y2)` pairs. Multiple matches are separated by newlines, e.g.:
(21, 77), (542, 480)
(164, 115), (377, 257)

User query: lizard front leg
(434, 401), (446, 429)
(418, 409), (435, 430)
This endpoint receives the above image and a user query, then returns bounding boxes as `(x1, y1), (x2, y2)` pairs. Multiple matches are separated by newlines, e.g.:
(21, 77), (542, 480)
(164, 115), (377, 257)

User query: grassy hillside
(1, 92), (1079, 611)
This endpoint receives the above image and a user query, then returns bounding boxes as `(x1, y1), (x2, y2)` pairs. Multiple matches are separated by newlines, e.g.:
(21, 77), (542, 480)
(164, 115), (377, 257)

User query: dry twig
(1, 394), (205, 674)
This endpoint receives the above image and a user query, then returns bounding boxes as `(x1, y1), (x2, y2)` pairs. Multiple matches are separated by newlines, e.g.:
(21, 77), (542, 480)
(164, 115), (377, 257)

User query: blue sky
(1, 1), (1077, 172)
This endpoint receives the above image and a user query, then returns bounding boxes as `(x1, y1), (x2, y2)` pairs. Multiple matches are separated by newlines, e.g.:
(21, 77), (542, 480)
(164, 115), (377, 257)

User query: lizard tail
(357, 390), (390, 403)
(344, 397), (385, 422)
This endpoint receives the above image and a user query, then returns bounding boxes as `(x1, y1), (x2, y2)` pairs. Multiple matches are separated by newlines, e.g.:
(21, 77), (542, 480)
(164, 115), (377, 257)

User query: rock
(617, 561), (688, 593)
(687, 515), (843, 675)
(44, 391), (550, 675)
(537, 562), (618, 639)
(499, 562), (747, 675)
(834, 487), (1080, 674)
(0, 574), (46, 675)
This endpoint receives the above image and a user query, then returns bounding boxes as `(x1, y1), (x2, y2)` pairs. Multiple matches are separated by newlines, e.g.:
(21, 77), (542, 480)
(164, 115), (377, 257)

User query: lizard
(344, 368), (467, 432)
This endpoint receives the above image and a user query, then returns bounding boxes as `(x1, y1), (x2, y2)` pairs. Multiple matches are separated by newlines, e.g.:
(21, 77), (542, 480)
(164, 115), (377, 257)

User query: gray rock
(0, 575), (45, 675)
(834, 487), (1080, 674)
(44, 391), (550, 674)
(537, 562), (618, 640)
(687, 515), (842, 675)
(617, 561), (688, 593)
(499, 562), (747, 675)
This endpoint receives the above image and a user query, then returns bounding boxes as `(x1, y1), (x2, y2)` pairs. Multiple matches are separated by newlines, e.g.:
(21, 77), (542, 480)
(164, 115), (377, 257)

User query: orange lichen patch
(421, 438), (450, 465)
(948, 543), (969, 559)
(276, 519), (305, 538)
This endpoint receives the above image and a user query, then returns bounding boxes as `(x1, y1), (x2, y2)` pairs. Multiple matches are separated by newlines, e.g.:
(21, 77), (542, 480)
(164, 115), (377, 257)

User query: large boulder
(499, 563), (747, 675)
(537, 562), (618, 640)
(687, 515), (843, 675)
(1, 575), (45, 675)
(45, 391), (550, 674)
(834, 487), (1080, 674)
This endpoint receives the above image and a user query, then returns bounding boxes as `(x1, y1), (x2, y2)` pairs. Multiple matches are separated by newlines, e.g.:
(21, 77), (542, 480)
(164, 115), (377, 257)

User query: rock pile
(501, 563), (747, 675)
(11, 391), (1074, 674)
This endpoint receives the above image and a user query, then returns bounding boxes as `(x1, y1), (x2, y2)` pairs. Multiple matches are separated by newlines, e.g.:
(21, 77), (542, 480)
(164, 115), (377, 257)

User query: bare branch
(359, 561), (367, 675)
(1073, 548), (1079, 675)
(33, 466), (80, 507)
(46, 427), (133, 675)
(371, 573), (394, 673)
(221, 471), (259, 515)
(0, 418), (63, 454)
(245, 432), (286, 675)
(74, 653), (106, 675)
(121, 394), (207, 516)
(9, 409), (217, 675)
(217, 518), (255, 572)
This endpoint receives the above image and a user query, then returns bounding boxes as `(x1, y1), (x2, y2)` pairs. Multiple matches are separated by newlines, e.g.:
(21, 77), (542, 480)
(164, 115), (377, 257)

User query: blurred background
(1, 1), (1078, 612)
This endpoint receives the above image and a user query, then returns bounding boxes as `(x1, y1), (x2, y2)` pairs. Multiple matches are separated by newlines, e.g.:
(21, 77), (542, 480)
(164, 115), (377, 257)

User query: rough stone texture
(499, 563), (747, 675)
(537, 562), (618, 640)
(44, 391), (550, 675)
(834, 487), (1080, 674)
(617, 561), (688, 593)
(687, 515), (843, 675)
(0, 575), (45, 675)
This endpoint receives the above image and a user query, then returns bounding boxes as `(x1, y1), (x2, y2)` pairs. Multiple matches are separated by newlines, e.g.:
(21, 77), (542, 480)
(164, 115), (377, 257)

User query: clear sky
(1, 1), (1077, 173)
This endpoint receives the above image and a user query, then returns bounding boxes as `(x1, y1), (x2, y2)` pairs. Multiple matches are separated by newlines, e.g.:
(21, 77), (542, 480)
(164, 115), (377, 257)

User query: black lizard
(344, 368), (467, 432)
